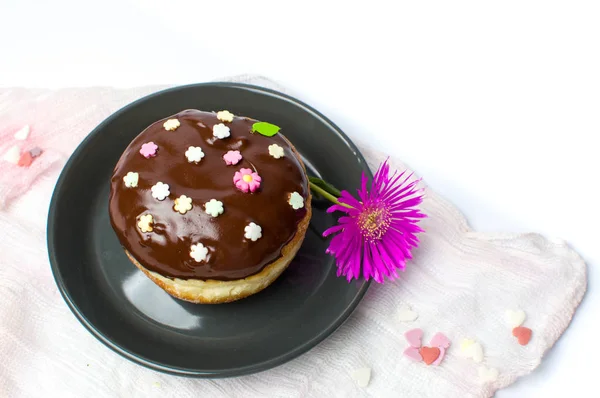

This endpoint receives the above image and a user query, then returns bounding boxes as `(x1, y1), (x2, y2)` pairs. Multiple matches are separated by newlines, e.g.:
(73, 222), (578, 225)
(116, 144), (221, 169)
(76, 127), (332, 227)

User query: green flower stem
(309, 182), (351, 208)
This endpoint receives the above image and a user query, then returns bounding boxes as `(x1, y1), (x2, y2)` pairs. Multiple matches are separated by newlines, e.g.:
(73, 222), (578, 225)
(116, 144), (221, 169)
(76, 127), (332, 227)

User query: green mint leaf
(309, 176), (342, 198)
(251, 121), (280, 137)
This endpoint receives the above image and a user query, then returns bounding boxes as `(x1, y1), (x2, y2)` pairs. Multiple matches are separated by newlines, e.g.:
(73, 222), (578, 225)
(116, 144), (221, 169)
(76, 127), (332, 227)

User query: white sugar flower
(204, 199), (224, 217)
(217, 110), (234, 122)
(163, 118), (181, 131)
(244, 222), (262, 242)
(137, 214), (153, 233)
(268, 144), (284, 159)
(151, 182), (170, 201)
(213, 123), (231, 139)
(185, 146), (205, 163)
(190, 243), (209, 262)
(123, 171), (139, 188)
(288, 192), (304, 209)
(174, 195), (193, 214)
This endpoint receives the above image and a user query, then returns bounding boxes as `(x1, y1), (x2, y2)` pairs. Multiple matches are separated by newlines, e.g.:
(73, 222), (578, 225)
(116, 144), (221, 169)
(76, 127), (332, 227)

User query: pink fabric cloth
(0, 82), (587, 398)
(0, 87), (169, 209)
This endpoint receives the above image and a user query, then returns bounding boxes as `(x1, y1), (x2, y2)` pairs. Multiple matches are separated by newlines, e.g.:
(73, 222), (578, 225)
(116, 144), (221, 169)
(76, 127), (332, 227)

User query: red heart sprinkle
(513, 326), (532, 345)
(419, 346), (441, 365)
(17, 152), (33, 167)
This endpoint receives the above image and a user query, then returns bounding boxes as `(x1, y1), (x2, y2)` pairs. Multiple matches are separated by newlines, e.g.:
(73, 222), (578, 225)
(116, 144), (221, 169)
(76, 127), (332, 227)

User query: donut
(108, 109), (311, 303)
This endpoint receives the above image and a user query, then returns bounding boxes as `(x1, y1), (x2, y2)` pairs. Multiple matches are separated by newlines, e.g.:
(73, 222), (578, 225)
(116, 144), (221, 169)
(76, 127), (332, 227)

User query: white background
(2, 0), (599, 396)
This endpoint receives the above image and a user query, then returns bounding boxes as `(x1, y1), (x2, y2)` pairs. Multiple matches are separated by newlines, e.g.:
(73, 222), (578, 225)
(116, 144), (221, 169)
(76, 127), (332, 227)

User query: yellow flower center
(357, 205), (391, 242)
(242, 174), (253, 183)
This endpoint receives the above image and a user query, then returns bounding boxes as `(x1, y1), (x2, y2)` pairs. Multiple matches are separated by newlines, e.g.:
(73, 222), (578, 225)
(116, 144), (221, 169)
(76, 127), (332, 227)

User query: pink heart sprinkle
(403, 346), (423, 362)
(432, 347), (446, 366)
(429, 332), (451, 349)
(404, 328), (423, 348)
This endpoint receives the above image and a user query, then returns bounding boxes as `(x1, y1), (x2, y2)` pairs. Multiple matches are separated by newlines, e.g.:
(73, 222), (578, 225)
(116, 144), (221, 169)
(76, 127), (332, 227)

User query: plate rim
(47, 82), (372, 377)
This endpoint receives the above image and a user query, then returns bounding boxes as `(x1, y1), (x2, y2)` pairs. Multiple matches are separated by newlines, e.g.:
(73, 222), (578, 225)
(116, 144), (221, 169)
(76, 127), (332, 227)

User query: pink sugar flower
(233, 168), (261, 193)
(140, 142), (158, 158)
(223, 150), (242, 165)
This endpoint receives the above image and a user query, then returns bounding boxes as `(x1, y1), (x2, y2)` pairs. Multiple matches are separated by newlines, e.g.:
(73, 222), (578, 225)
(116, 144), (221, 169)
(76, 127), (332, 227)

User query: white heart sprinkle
(460, 339), (484, 363)
(351, 367), (371, 387)
(3, 145), (21, 164)
(478, 366), (499, 383)
(14, 125), (30, 140)
(505, 309), (526, 328)
(397, 304), (418, 322)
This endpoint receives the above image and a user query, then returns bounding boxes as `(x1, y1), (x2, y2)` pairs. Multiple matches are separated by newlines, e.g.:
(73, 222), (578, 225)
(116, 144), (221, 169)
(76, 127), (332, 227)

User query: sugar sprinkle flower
(190, 243), (209, 262)
(163, 118), (180, 131)
(213, 123), (231, 139)
(151, 182), (170, 201)
(223, 150), (242, 165)
(204, 199), (224, 217)
(233, 168), (261, 193)
(268, 144), (285, 159)
(140, 142), (158, 158)
(173, 195), (193, 214)
(288, 192), (304, 209)
(321, 159), (425, 283)
(138, 214), (154, 233)
(244, 222), (262, 241)
(185, 146), (205, 163)
(123, 171), (139, 188)
(217, 110), (234, 122)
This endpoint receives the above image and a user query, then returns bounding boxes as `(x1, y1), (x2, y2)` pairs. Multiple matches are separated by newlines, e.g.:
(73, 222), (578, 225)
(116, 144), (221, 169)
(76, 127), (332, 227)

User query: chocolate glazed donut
(109, 110), (311, 303)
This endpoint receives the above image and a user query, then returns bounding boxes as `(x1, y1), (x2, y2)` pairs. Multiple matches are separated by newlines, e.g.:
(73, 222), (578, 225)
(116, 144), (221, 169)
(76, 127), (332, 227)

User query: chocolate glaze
(109, 110), (309, 281)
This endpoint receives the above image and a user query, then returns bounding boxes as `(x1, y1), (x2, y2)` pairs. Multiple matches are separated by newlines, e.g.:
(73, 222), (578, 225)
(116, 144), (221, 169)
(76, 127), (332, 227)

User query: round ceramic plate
(47, 83), (371, 377)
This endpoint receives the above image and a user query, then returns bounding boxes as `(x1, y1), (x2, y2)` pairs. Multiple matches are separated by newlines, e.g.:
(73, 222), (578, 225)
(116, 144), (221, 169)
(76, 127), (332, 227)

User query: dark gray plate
(47, 83), (371, 377)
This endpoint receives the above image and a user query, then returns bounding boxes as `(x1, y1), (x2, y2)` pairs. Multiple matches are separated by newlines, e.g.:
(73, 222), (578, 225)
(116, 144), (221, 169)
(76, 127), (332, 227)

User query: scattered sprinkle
(397, 303), (418, 322)
(204, 199), (224, 217)
(244, 222), (262, 241)
(268, 144), (285, 159)
(234, 168), (262, 193)
(185, 146), (205, 163)
(431, 347), (446, 366)
(173, 195), (193, 214)
(138, 214), (154, 233)
(512, 326), (532, 345)
(17, 152), (33, 167)
(190, 243), (208, 262)
(140, 142), (158, 158)
(223, 150), (242, 165)
(478, 366), (499, 384)
(14, 125), (30, 141)
(459, 339), (484, 363)
(403, 346), (422, 362)
(29, 147), (43, 158)
(429, 332), (451, 349)
(163, 118), (180, 131)
(151, 182), (170, 201)
(3, 145), (21, 164)
(419, 346), (441, 366)
(123, 172), (139, 188)
(351, 367), (371, 388)
(288, 192), (304, 210)
(217, 110), (234, 122)
(251, 121), (280, 137)
(213, 123), (231, 139)
(404, 328), (423, 348)
(505, 309), (526, 328)
(152, 382), (161, 388)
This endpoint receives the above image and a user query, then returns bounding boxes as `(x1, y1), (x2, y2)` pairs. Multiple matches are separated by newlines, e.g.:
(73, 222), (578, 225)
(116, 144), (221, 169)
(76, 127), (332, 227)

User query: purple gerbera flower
(322, 159), (426, 283)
